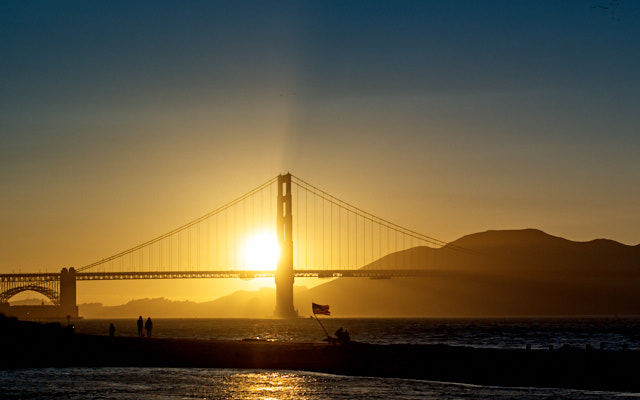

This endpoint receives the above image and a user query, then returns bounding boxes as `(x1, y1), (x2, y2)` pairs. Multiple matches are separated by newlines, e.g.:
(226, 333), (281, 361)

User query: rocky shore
(2, 315), (638, 392)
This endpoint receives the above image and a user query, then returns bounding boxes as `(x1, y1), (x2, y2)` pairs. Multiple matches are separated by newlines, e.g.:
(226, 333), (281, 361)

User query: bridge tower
(275, 173), (297, 318)
(60, 267), (79, 318)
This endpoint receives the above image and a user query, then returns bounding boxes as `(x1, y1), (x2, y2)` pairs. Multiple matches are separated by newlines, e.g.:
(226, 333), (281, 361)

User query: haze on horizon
(1, 1), (639, 306)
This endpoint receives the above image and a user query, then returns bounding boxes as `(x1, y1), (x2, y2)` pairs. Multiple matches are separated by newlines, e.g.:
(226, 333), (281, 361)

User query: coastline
(2, 315), (639, 393)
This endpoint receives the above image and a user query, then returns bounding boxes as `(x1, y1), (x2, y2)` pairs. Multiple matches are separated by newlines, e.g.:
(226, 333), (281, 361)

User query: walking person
(145, 317), (153, 337)
(137, 316), (144, 337)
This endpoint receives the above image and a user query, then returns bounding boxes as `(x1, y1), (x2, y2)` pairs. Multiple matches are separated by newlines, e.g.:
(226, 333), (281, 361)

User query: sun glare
(242, 231), (280, 270)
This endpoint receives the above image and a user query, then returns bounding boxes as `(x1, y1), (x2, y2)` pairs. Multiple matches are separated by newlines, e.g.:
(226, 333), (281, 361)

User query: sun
(242, 231), (280, 270)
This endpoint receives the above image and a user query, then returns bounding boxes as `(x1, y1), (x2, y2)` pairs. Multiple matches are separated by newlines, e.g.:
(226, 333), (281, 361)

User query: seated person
(334, 327), (351, 344)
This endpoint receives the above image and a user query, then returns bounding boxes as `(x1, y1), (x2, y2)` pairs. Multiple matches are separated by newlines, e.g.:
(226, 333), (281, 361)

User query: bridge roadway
(0, 269), (449, 282)
(0, 268), (451, 318)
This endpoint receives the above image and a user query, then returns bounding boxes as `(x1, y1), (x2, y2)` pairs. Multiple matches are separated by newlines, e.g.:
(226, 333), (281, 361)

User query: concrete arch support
(59, 267), (79, 318)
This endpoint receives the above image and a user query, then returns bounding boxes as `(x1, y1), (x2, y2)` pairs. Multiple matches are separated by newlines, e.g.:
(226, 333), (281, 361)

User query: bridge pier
(60, 267), (78, 318)
(275, 173), (297, 318)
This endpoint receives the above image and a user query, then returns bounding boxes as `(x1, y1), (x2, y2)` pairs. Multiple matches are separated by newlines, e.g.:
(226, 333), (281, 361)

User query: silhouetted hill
(446, 229), (640, 274)
(80, 298), (203, 318)
(361, 229), (640, 275)
(80, 287), (306, 318)
(296, 229), (640, 317)
(9, 298), (54, 306)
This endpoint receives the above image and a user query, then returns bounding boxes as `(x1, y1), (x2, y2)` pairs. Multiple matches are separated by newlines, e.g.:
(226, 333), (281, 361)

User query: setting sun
(242, 231), (280, 270)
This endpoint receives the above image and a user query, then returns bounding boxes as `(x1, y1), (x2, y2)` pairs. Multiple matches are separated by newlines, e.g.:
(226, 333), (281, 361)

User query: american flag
(312, 303), (330, 315)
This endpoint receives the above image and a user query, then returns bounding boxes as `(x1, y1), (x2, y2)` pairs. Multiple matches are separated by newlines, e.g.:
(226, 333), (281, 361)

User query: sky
(2, 1), (639, 304)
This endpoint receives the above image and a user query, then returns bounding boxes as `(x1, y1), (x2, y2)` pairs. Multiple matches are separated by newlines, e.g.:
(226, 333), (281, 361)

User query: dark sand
(2, 315), (639, 392)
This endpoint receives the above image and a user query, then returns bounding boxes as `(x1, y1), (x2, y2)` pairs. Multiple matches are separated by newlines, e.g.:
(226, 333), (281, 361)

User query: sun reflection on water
(245, 372), (308, 399)
(194, 371), (312, 399)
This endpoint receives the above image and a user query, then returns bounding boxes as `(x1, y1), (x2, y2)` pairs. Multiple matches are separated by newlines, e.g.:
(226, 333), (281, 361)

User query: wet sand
(2, 316), (639, 392)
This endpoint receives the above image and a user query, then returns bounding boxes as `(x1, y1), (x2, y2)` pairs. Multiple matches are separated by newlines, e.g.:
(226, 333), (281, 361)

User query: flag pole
(313, 313), (331, 340)
(311, 302), (333, 342)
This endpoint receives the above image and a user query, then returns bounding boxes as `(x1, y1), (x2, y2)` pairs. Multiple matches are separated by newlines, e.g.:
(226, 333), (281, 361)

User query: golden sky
(2, 1), (639, 304)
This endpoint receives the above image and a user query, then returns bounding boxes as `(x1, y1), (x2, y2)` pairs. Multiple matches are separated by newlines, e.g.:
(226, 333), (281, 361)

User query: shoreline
(2, 315), (639, 393)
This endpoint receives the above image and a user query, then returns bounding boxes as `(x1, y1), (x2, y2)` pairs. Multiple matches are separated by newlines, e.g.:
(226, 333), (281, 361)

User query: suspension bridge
(0, 174), (468, 319)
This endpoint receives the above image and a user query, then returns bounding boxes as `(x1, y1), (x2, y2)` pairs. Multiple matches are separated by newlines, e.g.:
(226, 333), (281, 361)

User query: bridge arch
(0, 285), (60, 305)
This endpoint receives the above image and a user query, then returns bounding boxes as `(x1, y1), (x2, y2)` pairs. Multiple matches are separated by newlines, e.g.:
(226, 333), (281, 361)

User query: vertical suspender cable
(313, 190), (317, 268)
(305, 185), (308, 269)
(338, 207), (341, 268)
(224, 211), (228, 270)
(370, 218), (373, 266)
(355, 210), (358, 268)
(214, 215), (218, 269)
(377, 224), (381, 268)
(296, 183), (299, 269)
(403, 233), (406, 268)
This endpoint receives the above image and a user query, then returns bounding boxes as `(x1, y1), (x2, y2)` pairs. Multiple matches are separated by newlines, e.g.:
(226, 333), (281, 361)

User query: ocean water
(73, 317), (640, 351)
(3, 318), (639, 399)
(2, 368), (640, 400)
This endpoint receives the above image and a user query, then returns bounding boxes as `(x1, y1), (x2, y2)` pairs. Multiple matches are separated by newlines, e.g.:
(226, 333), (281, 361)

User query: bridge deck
(1, 269), (447, 282)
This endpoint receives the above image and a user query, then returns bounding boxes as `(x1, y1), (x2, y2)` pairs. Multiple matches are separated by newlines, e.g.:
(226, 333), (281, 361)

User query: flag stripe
(312, 302), (330, 315)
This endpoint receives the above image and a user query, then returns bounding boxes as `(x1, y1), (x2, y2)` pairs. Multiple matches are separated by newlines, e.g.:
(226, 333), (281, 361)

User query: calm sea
(73, 317), (640, 350)
(2, 318), (639, 399)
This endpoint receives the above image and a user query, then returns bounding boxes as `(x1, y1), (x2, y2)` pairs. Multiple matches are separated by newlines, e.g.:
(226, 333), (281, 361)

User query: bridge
(0, 174), (469, 319)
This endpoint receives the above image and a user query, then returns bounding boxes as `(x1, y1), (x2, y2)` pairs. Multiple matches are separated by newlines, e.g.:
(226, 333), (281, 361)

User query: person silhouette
(145, 317), (153, 337)
(137, 316), (144, 337)
(109, 323), (115, 337)
(334, 327), (351, 344)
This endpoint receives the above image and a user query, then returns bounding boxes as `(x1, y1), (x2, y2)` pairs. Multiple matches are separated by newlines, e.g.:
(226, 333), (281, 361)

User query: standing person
(137, 316), (144, 337)
(109, 323), (115, 337)
(145, 317), (153, 337)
